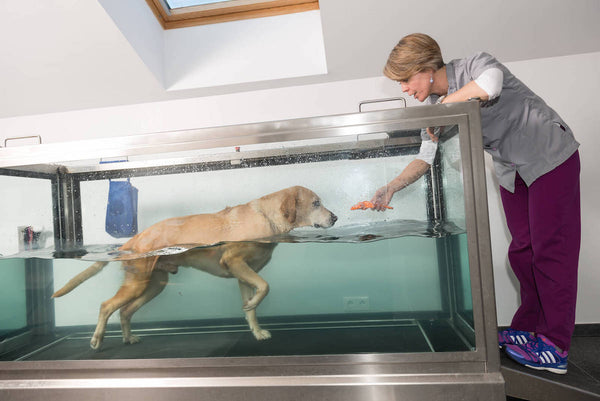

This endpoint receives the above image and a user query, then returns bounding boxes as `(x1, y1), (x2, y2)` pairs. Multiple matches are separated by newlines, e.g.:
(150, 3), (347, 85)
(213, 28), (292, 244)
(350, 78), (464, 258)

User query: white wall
(0, 76), (417, 144)
(164, 10), (328, 90)
(99, 1), (328, 91)
(1, 51), (598, 326)
(98, 0), (165, 86)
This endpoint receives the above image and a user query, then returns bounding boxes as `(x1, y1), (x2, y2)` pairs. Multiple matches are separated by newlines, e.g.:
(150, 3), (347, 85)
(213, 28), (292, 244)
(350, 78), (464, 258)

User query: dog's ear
(280, 189), (297, 224)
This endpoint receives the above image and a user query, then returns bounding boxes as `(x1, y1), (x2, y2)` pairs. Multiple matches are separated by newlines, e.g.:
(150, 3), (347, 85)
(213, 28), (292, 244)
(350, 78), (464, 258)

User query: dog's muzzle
(314, 213), (337, 228)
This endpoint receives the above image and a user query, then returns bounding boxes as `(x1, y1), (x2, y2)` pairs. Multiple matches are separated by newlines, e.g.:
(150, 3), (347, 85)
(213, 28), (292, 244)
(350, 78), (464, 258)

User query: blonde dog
(52, 186), (337, 349)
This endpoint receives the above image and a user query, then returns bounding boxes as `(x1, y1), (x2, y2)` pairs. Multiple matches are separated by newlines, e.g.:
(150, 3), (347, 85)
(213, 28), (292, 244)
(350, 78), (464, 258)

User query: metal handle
(359, 97), (406, 112)
(4, 135), (42, 147)
(99, 157), (129, 164)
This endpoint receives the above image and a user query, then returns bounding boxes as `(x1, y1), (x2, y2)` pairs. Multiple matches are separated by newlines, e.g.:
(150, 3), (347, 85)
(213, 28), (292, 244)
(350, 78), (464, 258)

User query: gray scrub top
(427, 52), (579, 192)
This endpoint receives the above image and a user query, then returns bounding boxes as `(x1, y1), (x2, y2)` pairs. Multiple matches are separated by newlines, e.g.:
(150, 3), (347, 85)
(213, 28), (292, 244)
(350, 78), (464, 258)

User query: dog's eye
(313, 200), (321, 207)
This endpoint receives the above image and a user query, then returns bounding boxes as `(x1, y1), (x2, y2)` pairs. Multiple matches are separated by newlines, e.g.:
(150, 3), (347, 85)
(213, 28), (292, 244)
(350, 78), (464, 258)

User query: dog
(52, 186), (337, 350)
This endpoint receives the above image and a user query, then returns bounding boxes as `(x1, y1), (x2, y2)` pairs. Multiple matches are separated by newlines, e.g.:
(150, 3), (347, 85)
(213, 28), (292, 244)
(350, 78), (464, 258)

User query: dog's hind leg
(90, 256), (158, 350)
(120, 269), (169, 345)
(238, 281), (271, 340)
(221, 253), (269, 311)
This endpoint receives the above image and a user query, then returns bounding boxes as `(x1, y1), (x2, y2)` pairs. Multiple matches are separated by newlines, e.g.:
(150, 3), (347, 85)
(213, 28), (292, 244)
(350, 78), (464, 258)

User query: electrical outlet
(343, 296), (370, 312)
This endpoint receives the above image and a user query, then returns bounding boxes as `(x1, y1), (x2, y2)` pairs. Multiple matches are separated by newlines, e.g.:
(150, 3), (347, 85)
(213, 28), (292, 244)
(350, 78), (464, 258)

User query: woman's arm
(442, 80), (490, 103)
(370, 159), (430, 211)
(442, 67), (503, 103)
(370, 66), (503, 210)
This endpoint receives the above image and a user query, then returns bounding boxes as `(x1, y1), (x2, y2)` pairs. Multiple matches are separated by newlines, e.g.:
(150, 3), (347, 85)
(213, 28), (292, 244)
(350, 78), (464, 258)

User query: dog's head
(280, 186), (337, 229)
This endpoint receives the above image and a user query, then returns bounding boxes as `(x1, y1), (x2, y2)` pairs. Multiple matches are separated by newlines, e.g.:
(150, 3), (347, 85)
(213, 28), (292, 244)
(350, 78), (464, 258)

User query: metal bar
(51, 169), (85, 258)
(4, 135), (42, 147)
(415, 321), (436, 352)
(359, 97), (407, 112)
(453, 312), (476, 348)
(14, 336), (70, 362)
(69, 141), (421, 181)
(0, 331), (33, 356)
(0, 167), (57, 180)
(446, 317), (475, 351)
(460, 103), (501, 371)
(0, 104), (479, 169)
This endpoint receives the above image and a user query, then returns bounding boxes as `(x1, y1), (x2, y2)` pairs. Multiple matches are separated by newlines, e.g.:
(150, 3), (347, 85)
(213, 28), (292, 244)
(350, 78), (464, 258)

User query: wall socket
(343, 296), (370, 312)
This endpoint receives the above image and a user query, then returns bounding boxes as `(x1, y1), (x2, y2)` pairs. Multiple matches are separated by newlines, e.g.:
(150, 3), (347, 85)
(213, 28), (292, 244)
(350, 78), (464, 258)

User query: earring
(430, 76), (434, 84)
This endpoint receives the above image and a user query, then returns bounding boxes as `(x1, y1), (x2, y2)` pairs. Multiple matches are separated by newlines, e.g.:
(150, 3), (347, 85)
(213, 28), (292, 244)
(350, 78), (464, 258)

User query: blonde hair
(384, 33), (445, 82)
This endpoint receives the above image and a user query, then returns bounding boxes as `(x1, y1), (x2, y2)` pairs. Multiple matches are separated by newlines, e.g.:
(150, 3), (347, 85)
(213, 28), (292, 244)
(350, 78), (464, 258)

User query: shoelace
(523, 337), (555, 357)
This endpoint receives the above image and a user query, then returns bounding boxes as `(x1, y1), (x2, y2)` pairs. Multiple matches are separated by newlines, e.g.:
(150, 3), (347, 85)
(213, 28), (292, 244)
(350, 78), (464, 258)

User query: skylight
(146, 0), (319, 29)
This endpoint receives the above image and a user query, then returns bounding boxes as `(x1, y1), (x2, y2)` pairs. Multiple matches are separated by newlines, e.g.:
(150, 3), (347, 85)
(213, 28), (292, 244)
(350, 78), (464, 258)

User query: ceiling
(1, 0), (599, 119)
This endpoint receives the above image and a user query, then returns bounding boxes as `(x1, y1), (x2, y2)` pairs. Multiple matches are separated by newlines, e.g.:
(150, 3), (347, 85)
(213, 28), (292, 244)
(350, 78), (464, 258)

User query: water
(2, 219), (465, 262)
(1, 223), (474, 360)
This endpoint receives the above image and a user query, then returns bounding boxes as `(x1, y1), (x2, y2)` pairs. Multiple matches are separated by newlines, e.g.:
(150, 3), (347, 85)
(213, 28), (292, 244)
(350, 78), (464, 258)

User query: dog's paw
(253, 329), (271, 341)
(123, 334), (141, 345)
(90, 336), (102, 350)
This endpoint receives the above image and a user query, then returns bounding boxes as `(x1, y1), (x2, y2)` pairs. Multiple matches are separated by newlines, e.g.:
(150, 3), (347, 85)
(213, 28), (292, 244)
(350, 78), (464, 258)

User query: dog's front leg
(238, 281), (271, 340)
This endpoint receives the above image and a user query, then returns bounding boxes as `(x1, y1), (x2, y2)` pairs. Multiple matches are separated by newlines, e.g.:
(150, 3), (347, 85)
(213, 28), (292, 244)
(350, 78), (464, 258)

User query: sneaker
(504, 335), (568, 374)
(498, 328), (535, 349)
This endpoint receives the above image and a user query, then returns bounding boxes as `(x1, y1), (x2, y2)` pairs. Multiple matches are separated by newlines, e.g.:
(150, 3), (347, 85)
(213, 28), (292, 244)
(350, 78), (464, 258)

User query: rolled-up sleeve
(416, 140), (438, 165)
(474, 67), (503, 100)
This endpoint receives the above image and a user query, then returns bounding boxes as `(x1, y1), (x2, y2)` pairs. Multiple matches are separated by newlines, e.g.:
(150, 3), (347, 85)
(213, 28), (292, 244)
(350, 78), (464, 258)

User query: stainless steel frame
(0, 101), (504, 400)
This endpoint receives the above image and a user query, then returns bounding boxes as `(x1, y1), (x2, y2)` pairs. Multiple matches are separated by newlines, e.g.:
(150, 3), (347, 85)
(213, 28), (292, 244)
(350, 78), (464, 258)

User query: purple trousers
(500, 151), (581, 351)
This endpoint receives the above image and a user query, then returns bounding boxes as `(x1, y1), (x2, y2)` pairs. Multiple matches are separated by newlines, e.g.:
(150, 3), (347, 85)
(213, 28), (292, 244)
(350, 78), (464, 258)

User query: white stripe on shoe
(538, 351), (556, 364)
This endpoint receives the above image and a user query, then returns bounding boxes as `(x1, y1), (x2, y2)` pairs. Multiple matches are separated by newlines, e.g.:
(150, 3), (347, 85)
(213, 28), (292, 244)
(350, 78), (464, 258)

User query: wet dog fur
(52, 186), (337, 350)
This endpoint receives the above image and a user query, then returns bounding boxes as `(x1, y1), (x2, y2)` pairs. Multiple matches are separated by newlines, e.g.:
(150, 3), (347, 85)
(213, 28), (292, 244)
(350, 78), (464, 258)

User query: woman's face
(398, 71), (432, 102)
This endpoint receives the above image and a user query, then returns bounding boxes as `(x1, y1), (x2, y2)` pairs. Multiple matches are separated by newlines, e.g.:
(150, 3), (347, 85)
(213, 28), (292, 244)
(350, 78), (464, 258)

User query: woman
(371, 33), (580, 375)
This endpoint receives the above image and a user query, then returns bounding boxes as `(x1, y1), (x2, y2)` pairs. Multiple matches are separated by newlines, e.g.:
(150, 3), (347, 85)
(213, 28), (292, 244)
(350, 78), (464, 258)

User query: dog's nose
(330, 213), (338, 224)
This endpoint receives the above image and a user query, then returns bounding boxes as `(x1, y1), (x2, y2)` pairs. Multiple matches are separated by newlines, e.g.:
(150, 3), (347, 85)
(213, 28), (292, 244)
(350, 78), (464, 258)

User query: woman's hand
(425, 127), (439, 142)
(426, 126), (446, 142)
(369, 159), (431, 212)
(371, 185), (395, 211)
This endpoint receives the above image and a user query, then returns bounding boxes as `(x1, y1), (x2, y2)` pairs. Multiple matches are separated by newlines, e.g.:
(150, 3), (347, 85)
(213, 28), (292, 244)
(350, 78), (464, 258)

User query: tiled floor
(502, 325), (600, 400)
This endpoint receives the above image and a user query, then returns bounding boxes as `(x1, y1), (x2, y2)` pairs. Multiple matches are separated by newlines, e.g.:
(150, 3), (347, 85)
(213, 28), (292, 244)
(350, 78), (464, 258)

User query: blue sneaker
(504, 334), (568, 374)
(498, 328), (535, 349)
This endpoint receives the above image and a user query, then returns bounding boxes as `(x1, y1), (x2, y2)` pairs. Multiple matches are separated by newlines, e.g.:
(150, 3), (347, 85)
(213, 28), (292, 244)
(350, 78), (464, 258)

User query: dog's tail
(51, 261), (108, 298)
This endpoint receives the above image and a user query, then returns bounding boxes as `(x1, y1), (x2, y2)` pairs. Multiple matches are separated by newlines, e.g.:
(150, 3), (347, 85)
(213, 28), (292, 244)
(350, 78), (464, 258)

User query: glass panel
(0, 176), (54, 257)
(0, 259), (27, 337)
(0, 121), (475, 361)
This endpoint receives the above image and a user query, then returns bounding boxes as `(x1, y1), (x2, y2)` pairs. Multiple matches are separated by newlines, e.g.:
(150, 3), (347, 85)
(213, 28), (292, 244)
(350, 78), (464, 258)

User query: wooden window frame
(145, 0), (320, 29)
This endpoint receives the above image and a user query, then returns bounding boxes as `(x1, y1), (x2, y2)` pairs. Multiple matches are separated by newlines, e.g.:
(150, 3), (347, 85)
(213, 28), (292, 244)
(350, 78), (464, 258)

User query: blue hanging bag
(105, 178), (138, 238)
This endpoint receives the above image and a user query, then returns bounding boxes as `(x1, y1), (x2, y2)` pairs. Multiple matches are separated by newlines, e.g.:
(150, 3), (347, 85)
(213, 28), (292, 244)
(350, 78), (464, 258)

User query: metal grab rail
(359, 97), (406, 112)
(4, 135), (42, 147)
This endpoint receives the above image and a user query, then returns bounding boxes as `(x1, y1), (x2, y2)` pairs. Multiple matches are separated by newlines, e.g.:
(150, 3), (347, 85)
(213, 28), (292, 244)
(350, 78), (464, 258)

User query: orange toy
(350, 201), (393, 210)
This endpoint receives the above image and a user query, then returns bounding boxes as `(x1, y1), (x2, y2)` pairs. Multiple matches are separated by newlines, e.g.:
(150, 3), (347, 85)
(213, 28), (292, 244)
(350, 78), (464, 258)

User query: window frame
(145, 0), (320, 29)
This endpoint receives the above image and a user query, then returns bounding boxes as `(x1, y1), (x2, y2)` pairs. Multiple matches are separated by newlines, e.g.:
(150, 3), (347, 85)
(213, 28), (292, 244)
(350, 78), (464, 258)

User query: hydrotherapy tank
(0, 101), (504, 400)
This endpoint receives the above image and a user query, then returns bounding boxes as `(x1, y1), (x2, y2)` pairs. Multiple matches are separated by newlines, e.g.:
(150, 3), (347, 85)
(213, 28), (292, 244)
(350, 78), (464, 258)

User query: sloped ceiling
(1, 0), (599, 119)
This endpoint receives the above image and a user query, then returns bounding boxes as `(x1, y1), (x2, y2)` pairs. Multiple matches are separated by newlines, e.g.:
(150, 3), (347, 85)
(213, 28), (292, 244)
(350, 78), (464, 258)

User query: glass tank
(0, 102), (503, 400)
